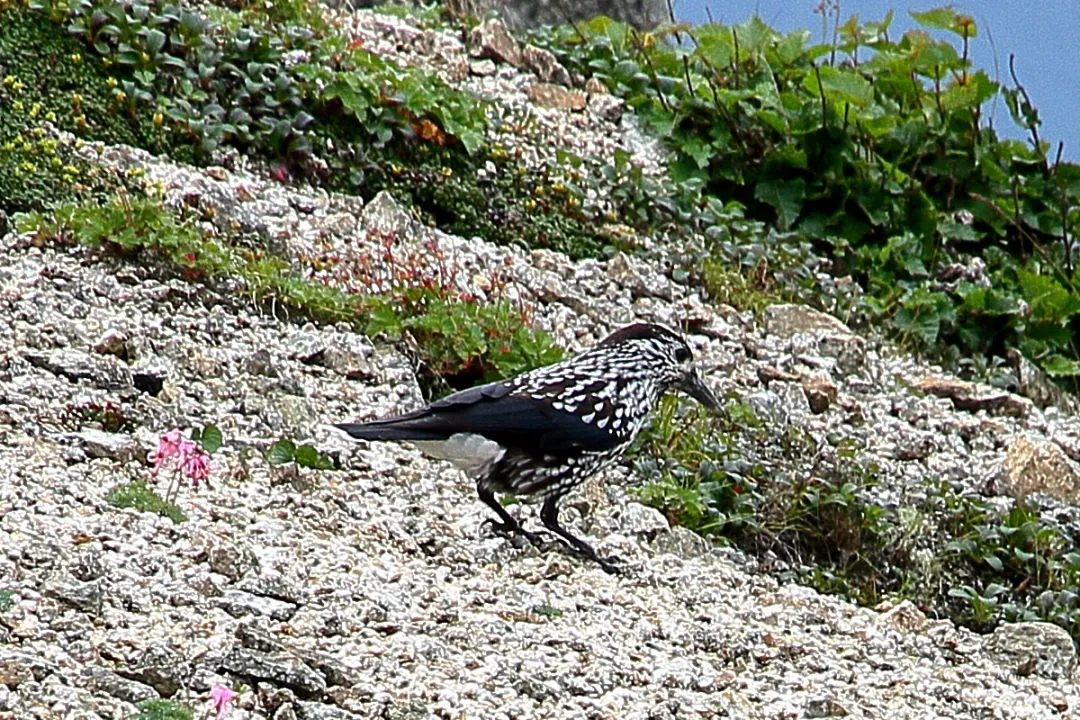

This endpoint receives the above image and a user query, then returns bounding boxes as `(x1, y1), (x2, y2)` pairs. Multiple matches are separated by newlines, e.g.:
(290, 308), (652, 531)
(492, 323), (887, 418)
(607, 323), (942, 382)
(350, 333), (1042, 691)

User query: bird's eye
(674, 345), (691, 363)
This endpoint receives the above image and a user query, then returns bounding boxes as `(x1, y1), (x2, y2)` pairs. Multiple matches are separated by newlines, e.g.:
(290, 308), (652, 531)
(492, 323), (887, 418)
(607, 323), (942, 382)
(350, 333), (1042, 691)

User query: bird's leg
(540, 495), (622, 574)
(476, 481), (544, 547)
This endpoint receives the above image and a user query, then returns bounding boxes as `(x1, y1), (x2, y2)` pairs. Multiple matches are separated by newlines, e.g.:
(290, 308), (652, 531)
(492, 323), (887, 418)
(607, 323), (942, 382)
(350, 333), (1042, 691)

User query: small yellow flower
(44, 111), (55, 122)
(106, 77), (118, 88)
(1, 75), (14, 86)
(141, 53), (150, 63)
(71, 53), (81, 64)
(28, 103), (39, 118)
(12, 101), (22, 112)
(72, 93), (83, 105)
(114, 90), (126, 102)
(440, 167), (452, 177)
(1, 142), (14, 152)
(153, 112), (164, 126)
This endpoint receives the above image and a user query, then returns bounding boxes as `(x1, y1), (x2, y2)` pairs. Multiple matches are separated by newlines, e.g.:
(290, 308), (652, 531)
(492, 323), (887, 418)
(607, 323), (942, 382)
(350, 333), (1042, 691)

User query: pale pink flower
(150, 429), (184, 474)
(210, 684), (237, 720)
(150, 428), (213, 497)
(180, 449), (212, 486)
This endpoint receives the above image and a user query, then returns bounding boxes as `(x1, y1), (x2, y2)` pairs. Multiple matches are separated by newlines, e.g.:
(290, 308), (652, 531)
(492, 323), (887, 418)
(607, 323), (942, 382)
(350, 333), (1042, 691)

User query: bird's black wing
(335, 380), (620, 456)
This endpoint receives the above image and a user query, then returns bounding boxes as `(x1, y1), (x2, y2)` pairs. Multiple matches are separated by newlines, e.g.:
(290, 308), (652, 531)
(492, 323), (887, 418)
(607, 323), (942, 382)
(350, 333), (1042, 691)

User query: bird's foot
(481, 518), (545, 547)
(595, 554), (625, 575)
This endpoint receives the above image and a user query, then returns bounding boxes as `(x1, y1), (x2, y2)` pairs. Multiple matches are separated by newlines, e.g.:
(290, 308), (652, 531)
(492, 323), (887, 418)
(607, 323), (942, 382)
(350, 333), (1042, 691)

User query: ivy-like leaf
(266, 439), (296, 466)
(754, 177), (805, 230)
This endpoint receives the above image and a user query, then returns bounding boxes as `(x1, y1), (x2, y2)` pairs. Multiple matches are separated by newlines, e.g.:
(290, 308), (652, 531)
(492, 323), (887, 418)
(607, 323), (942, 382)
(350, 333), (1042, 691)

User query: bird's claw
(481, 518), (545, 547)
(596, 555), (625, 575)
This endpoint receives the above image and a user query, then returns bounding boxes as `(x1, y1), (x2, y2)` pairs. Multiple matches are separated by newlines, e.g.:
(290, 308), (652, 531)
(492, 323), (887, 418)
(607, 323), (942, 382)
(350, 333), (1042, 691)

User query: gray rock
(986, 621), (1077, 679)
(45, 577), (103, 615)
(23, 349), (132, 390)
(468, 18), (522, 67)
(588, 92), (625, 122)
(653, 526), (712, 558)
(297, 699), (367, 719)
(237, 575), (306, 605)
(117, 644), (188, 697)
(468, 59), (497, 76)
(526, 82), (586, 111)
(220, 649), (327, 696)
(209, 541), (260, 581)
(80, 665), (158, 704)
(616, 503), (669, 539)
(69, 429), (143, 462)
(359, 191), (415, 237)
(522, 44), (571, 86)
(91, 329), (129, 359)
(0, 649), (58, 686)
(215, 589), (298, 621)
(764, 304), (854, 339)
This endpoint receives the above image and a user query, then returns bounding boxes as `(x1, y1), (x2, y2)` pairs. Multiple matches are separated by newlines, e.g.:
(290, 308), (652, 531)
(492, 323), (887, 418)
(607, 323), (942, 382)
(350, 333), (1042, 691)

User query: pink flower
(180, 448), (212, 486)
(150, 428), (214, 495)
(150, 429), (184, 474)
(210, 684), (237, 720)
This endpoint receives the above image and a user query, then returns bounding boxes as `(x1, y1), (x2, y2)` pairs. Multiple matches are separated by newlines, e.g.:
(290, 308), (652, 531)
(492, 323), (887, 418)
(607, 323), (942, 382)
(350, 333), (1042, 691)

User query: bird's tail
(333, 422), (446, 442)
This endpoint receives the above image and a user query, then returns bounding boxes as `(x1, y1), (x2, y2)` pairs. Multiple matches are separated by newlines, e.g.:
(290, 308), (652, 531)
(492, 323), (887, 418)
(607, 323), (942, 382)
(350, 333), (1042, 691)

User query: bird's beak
(678, 370), (722, 413)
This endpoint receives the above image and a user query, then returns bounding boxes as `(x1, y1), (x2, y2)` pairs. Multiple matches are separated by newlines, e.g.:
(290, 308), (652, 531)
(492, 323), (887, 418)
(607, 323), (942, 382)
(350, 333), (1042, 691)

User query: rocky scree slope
(1, 8), (1080, 720)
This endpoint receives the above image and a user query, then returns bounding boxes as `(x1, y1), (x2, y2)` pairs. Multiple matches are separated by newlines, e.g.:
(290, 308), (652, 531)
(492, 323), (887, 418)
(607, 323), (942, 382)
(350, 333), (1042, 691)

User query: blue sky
(673, 1), (1080, 163)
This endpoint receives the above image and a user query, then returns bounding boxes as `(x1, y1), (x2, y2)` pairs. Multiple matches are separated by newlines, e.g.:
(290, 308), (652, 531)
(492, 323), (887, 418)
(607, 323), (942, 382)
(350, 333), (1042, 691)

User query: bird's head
(598, 323), (721, 413)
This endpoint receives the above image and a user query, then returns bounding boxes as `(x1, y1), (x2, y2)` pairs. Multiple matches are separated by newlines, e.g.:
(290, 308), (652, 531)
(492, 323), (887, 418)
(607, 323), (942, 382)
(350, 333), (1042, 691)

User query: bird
(334, 322), (721, 573)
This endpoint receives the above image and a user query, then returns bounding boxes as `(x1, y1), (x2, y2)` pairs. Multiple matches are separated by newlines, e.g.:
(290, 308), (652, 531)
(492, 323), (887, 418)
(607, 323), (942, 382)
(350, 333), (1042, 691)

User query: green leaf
(753, 177), (805, 230)
(294, 444), (334, 470)
(199, 424), (223, 454)
(909, 8), (977, 38)
(804, 66), (874, 108)
(1041, 355), (1080, 377)
(266, 439), (296, 466)
(144, 28), (167, 54)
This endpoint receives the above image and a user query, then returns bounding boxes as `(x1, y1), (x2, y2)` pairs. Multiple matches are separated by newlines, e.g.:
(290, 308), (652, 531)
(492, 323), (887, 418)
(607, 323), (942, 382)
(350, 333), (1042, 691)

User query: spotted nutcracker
(335, 323), (721, 573)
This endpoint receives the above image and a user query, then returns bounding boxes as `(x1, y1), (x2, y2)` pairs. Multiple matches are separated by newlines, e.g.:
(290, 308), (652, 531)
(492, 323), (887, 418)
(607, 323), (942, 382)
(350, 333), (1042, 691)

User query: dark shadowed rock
(221, 649), (327, 697)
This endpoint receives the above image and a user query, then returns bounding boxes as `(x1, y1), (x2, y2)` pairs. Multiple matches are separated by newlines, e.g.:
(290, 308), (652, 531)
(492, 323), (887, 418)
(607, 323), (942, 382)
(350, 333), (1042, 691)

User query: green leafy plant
(130, 699), (193, 720)
(191, 424), (224, 454)
(0, 589), (13, 612)
(106, 478), (186, 524)
(532, 9), (1080, 388)
(266, 438), (334, 470)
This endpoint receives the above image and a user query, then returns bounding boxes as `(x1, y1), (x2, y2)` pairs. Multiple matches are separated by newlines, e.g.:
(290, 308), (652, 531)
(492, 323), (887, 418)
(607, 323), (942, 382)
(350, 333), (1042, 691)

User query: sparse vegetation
(130, 699), (194, 720)
(106, 478), (186, 523)
(634, 396), (1080, 642)
(15, 191), (563, 388)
